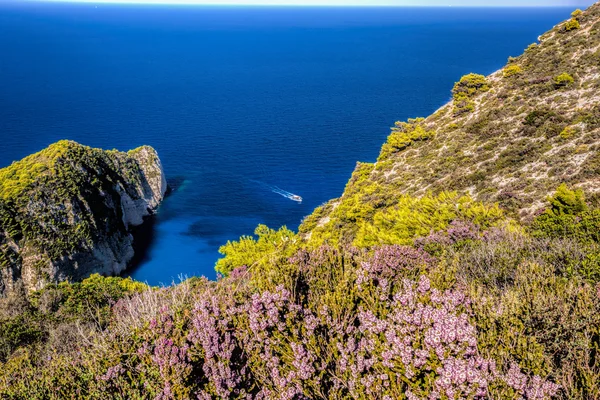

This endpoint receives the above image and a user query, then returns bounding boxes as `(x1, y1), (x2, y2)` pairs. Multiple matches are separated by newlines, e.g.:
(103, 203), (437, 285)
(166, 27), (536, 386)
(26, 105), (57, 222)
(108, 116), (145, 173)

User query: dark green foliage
(524, 109), (557, 127)
(531, 210), (600, 244)
(531, 185), (600, 248)
(494, 139), (544, 170)
(0, 315), (44, 363)
(546, 184), (588, 216)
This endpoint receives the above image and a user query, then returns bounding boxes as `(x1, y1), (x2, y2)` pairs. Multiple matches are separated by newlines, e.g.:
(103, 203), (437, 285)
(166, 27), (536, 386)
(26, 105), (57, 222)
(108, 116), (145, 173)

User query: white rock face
(130, 146), (168, 211)
(120, 146), (168, 229)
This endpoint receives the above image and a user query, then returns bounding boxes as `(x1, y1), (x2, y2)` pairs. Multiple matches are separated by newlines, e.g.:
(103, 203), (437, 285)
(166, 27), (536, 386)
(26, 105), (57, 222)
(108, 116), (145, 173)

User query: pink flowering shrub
(188, 293), (252, 399)
(0, 245), (565, 399)
(415, 220), (481, 256)
(105, 305), (193, 399)
(193, 246), (559, 399)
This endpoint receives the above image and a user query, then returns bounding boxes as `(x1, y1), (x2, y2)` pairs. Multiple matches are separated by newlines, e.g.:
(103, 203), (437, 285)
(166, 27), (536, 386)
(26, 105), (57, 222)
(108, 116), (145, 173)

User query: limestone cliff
(0, 141), (167, 295)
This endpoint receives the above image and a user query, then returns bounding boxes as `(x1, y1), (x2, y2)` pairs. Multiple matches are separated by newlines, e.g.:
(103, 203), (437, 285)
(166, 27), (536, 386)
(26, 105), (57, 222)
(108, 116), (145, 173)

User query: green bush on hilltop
(453, 73), (490, 97)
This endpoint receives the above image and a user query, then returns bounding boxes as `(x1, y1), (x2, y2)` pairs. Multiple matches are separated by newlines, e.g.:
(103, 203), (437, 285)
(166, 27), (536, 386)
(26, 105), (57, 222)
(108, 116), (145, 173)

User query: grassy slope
(301, 4), (600, 245)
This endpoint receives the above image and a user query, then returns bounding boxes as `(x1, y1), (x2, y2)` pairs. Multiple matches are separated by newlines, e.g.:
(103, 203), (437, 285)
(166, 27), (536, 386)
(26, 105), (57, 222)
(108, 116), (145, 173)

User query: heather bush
(441, 224), (600, 399)
(3, 242), (570, 399)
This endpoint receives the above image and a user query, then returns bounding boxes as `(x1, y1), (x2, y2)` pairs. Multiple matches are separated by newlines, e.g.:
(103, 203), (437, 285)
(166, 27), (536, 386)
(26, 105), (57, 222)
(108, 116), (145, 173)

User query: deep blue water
(0, 3), (571, 284)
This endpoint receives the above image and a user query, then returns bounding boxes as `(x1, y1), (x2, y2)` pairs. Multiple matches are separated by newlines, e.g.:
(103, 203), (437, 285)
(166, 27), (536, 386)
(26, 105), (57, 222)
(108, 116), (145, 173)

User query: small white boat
(270, 185), (302, 203)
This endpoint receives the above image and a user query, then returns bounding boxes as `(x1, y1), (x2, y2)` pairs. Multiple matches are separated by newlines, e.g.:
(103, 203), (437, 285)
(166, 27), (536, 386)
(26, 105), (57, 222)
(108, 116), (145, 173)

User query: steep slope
(301, 4), (600, 245)
(0, 141), (167, 295)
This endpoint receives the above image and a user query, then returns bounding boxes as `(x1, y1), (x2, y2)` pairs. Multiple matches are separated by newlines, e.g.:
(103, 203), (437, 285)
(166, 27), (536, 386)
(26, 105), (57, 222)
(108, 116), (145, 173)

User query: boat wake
(269, 186), (303, 203)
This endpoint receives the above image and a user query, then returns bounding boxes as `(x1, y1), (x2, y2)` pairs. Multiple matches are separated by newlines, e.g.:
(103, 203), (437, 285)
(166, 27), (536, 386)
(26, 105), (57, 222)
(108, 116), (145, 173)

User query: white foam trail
(246, 179), (302, 202)
(270, 186), (302, 203)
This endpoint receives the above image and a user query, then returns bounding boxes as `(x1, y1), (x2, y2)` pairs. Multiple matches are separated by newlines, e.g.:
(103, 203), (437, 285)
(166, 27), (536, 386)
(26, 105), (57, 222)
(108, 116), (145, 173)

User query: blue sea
(0, 3), (570, 284)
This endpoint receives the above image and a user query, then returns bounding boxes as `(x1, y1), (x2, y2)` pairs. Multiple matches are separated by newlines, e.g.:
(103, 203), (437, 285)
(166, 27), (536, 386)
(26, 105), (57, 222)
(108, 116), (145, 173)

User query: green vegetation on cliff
(0, 141), (165, 295)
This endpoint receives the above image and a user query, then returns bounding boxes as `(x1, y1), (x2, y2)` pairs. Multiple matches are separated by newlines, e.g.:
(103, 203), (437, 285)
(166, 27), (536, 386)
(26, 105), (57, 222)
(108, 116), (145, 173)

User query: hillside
(300, 3), (600, 247)
(1, 5), (600, 400)
(0, 141), (166, 295)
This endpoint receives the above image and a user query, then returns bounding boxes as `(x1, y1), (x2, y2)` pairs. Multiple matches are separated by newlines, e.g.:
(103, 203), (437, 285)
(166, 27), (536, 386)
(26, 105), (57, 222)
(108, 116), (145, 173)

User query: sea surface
(0, 3), (571, 284)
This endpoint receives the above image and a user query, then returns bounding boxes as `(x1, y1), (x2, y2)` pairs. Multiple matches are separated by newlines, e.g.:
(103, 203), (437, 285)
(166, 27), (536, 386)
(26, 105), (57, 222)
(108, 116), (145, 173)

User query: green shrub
(452, 93), (475, 115)
(524, 109), (556, 127)
(353, 191), (504, 247)
(452, 73), (490, 115)
(560, 126), (577, 139)
(547, 184), (588, 216)
(453, 73), (490, 98)
(571, 9), (583, 19)
(554, 72), (575, 88)
(525, 43), (538, 52)
(503, 64), (523, 78)
(215, 224), (299, 276)
(564, 18), (581, 31)
(530, 185), (600, 245)
(0, 316), (44, 362)
(378, 118), (435, 160)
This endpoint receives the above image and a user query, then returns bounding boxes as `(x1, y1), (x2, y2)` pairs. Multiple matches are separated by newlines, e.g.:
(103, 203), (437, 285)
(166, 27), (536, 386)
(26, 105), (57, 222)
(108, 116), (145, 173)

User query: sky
(24, 0), (597, 6)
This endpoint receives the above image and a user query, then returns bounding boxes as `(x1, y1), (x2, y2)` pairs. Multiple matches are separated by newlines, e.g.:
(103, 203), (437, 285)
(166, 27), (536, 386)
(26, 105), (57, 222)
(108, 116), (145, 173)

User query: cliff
(0, 141), (167, 295)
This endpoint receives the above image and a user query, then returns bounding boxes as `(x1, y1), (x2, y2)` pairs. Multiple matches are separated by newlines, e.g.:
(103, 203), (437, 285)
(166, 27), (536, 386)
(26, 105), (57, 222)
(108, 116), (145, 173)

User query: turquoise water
(0, 3), (571, 284)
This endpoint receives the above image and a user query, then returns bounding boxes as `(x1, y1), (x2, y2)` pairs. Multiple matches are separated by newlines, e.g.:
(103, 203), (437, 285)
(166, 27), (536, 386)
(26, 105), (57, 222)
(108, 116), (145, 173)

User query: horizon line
(19, 0), (590, 7)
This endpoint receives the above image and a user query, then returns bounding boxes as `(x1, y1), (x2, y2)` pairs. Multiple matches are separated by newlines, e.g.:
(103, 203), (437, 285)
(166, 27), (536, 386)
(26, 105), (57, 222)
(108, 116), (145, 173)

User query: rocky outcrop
(0, 141), (166, 295)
